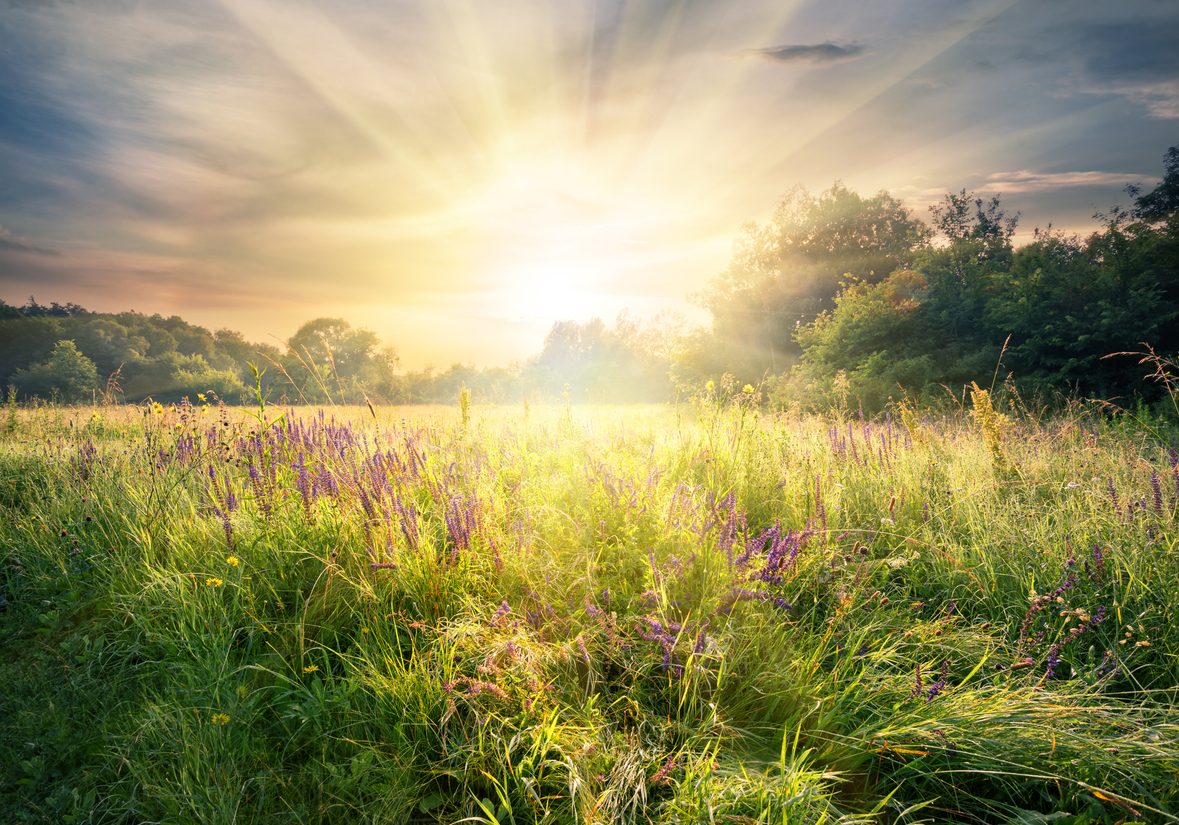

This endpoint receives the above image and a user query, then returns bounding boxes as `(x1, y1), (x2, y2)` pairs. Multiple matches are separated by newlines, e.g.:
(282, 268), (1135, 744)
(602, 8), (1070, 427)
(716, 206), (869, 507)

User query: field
(2, 396), (1178, 824)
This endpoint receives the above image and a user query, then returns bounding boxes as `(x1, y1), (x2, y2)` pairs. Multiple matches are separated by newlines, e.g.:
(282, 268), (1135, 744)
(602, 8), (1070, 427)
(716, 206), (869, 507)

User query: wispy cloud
(0, 225), (60, 256)
(749, 42), (866, 65)
(979, 169), (1153, 193)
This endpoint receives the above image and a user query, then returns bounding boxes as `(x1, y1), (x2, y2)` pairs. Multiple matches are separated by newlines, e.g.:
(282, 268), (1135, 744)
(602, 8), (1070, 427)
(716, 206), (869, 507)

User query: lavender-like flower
(1090, 544), (1106, 583)
(1106, 477), (1121, 517)
(926, 660), (950, 700)
(1045, 645), (1062, 679)
(295, 453), (311, 513)
(392, 495), (419, 550)
(490, 600), (511, 623)
(1150, 472), (1164, 516)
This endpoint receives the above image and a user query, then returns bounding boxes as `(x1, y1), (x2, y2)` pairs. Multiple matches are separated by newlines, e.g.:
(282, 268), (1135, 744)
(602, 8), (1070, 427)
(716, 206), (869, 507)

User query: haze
(1, 0), (1176, 367)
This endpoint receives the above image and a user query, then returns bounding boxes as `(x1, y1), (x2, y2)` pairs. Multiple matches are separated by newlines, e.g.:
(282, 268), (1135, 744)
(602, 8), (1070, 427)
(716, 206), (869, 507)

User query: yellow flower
(197, 393), (207, 403)
(742, 384), (755, 395)
(151, 401), (164, 416)
(205, 577), (223, 587)
(225, 555), (239, 567)
(211, 712), (230, 725)
(705, 380), (715, 392)
(302, 664), (320, 674)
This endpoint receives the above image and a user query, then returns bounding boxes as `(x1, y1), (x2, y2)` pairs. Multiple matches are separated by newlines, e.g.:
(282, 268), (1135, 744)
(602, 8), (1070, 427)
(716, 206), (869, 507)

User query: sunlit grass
(1, 398), (1177, 823)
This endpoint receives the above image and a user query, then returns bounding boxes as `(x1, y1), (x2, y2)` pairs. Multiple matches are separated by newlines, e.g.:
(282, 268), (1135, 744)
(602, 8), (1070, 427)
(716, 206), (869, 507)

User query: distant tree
(12, 339), (98, 402)
(283, 318), (399, 403)
(527, 316), (675, 402)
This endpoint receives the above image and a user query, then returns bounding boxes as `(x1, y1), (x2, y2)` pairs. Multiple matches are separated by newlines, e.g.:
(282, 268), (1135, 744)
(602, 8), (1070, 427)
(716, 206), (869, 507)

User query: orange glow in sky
(0, 0), (1175, 366)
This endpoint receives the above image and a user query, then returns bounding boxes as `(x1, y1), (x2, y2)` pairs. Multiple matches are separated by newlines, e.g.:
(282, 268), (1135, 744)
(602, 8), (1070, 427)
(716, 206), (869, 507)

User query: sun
(455, 152), (666, 323)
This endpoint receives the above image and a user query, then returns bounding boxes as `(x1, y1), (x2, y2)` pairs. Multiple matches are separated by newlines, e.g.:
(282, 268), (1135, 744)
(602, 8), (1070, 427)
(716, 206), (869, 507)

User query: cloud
(1070, 20), (1179, 118)
(1089, 79), (1179, 119)
(978, 169), (1156, 193)
(749, 42), (866, 65)
(0, 225), (60, 256)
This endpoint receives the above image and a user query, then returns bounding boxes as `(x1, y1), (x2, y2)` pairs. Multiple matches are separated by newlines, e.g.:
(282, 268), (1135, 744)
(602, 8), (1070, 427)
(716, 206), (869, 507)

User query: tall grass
(1, 395), (1177, 823)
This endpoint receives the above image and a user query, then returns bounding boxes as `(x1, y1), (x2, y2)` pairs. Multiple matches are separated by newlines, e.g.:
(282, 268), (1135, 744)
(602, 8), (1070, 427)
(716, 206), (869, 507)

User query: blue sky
(1, 0), (1176, 365)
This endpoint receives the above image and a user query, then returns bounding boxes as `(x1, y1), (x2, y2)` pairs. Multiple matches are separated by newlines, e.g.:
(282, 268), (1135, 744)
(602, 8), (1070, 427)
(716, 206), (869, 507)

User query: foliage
(699, 145), (1179, 413)
(10, 339), (98, 402)
(699, 184), (931, 382)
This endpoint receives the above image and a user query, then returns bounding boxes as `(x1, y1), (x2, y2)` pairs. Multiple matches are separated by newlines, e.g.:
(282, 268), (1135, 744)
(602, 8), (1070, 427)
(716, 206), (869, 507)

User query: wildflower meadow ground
(1, 395), (1177, 823)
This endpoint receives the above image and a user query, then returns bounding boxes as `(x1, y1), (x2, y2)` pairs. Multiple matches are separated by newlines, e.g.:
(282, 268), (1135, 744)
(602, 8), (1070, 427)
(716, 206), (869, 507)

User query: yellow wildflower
(705, 380), (715, 392)
(225, 555), (239, 567)
(205, 577), (223, 587)
(197, 393), (207, 403)
(211, 713), (230, 725)
(302, 664), (320, 674)
(742, 384), (755, 395)
(151, 401), (164, 416)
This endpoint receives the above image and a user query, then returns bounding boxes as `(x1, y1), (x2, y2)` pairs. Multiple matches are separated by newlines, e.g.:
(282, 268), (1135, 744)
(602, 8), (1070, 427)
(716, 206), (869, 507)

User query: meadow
(2, 392), (1178, 824)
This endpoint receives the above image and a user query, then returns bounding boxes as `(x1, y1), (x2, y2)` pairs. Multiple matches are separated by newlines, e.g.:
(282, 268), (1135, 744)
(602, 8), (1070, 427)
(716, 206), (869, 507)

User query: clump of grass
(1, 401), (1177, 822)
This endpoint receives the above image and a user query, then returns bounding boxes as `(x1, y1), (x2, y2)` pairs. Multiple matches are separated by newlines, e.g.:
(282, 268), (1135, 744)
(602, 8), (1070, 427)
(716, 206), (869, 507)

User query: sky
(1, 0), (1176, 368)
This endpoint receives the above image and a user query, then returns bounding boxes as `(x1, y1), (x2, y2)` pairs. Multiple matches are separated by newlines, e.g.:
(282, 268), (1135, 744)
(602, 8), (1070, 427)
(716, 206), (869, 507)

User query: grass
(1, 396), (1177, 823)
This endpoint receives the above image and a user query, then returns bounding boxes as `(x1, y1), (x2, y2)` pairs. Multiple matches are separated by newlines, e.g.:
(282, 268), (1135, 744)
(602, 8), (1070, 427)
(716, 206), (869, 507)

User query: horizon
(2, 0), (1177, 369)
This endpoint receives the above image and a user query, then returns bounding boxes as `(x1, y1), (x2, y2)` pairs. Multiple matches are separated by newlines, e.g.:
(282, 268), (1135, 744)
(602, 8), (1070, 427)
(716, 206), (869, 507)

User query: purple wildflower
(1045, 645), (1062, 679)
(490, 600), (511, 623)
(1151, 472), (1164, 516)
(1091, 544), (1106, 583)
(1106, 477), (1120, 516)
(926, 660), (950, 700)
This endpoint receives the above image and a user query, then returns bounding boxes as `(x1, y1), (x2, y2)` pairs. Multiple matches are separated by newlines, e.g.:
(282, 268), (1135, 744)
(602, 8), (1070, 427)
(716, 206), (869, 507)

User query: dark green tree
(12, 340), (99, 402)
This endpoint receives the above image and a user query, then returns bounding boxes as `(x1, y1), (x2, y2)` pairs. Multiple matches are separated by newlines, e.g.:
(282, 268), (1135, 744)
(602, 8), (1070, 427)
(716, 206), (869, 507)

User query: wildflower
(926, 660), (950, 700)
(302, 664), (319, 674)
(742, 384), (755, 395)
(197, 393), (207, 403)
(1045, 645), (1062, 679)
(651, 755), (677, 784)
(225, 555), (239, 567)
(705, 380), (715, 392)
(151, 401), (164, 416)
(211, 713), (230, 725)
(205, 577), (223, 587)
(490, 600), (511, 623)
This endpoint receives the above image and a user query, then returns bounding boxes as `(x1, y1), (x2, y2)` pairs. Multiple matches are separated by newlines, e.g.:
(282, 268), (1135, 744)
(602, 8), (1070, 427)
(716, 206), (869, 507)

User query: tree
(283, 318), (398, 403)
(12, 340), (98, 402)
(699, 183), (931, 382)
(987, 229), (1171, 398)
(1131, 146), (1179, 224)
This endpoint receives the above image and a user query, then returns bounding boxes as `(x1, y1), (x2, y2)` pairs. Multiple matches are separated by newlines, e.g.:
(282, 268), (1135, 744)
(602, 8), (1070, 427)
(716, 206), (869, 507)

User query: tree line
(684, 145), (1179, 411)
(0, 301), (676, 405)
(2, 145), (1176, 410)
